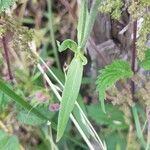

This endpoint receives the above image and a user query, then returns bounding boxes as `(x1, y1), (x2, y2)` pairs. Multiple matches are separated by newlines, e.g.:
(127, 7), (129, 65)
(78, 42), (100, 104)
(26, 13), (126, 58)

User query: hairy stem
(131, 20), (137, 100)
(2, 36), (13, 81)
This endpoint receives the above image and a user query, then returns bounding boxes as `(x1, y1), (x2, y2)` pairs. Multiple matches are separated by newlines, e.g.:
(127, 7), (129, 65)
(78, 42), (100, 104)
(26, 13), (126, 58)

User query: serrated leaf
(96, 60), (133, 113)
(17, 111), (46, 125)
(0, 130), (20, 150)
(0, 0), (14, 13)
(57, 39), (78, 53)
(17, 105), (55, 125)
(139, 49), (150, 70)
(56, 57), (83, 141)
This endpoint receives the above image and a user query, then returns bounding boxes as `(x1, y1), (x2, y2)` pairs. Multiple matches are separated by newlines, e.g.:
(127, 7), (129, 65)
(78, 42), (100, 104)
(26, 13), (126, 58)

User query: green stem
(80, 0), (101, 48)
(47, 0), (61, 70)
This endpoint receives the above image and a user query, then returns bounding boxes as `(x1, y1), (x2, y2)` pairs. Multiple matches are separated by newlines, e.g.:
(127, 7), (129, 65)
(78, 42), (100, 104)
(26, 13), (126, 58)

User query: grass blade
(0, 79), (48, 121)
(132, 104), (146, 148)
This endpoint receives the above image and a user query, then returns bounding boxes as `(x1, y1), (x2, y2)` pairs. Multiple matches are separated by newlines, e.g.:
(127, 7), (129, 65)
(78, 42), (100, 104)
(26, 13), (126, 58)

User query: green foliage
(139, 49), (150, 70)
(0, 16), (37, 66)
(77, 0), (88, 45)
(80, 0), (101, 48)
(141, 0), (150, 6)
(0, 130), (20, 150)
(57, 39), (78, 53)
(0, 79), (48, 121)
(56, 0), (101, 141)
(99, 0), (123, 20)
(0, 92), (10, 111)
(17, 111), (46, 126)
(96, 60), (133, 113)
(132, 105), (146, 148)
(105, 132), (127, 150)
(137, 15), (150, 61)
(56, 56), (83, 141)
(17, 105), (55, 125)
(87, 103), (128, 130)
(0, 0), (14, 13)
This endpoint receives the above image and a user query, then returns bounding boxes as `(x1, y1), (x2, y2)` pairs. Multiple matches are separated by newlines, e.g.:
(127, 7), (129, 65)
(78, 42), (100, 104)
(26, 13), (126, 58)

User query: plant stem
(47, 0), (61, 70)
(80, 0), (101, 48)
(131, 20), (137, 100)
(2, 36), (13, 81)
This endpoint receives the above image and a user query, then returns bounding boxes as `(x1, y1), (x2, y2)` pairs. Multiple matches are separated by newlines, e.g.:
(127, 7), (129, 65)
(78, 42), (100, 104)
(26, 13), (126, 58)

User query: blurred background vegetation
(0, 0), (150, 150)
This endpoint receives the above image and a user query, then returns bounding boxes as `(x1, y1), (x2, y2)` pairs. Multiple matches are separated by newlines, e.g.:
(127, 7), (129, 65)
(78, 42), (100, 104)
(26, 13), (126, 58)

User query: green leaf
(0, 92), (10, 111)
(105, 131), (127, 150)
(17, 110), (46, 125)
(17, 105), (55, 125)
(87, 103), (128, 130)
(0, 79), (48, 121)
(56, 57), (83, 141)
(80, 0), (101, 48)
(132, 105), (146, 148)
(0, 130), (20, 150)
(96, 60), (133, 113)
(0, 0), (14, 13)
(57, 39), (78, 53)
(139, 49), (150, 70)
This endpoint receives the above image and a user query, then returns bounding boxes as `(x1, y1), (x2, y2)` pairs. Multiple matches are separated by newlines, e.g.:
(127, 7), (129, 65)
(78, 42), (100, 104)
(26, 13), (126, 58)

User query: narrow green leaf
(57, 39), (78, 53)
(132, 105), (146, 148)
(77, 0), (88, 45)
(0, 79), (48, 121)
(56, 57), (83, 141)
(0, 0), (14, 13)
(96, 60), (133, 113)
(80, 0), (101, 48)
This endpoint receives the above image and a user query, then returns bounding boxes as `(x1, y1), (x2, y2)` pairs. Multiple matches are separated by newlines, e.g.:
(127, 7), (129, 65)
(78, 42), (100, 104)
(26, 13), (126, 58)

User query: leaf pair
(96, 60), (133, 113)
(57, 39), (87, 65)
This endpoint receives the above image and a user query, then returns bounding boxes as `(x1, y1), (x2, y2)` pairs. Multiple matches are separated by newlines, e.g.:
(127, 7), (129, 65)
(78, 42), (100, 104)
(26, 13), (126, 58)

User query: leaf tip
(56, 133), (62, 142)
